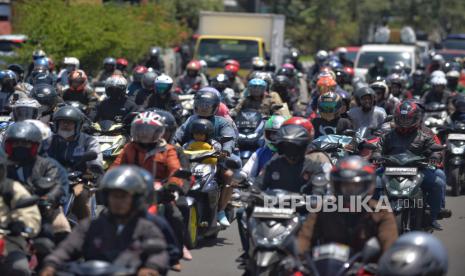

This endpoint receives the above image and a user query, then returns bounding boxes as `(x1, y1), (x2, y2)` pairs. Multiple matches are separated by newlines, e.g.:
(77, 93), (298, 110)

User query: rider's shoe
(217, 210), (231, 227)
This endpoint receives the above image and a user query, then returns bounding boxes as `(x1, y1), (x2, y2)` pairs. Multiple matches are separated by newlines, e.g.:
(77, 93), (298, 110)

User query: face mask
(58, 129), (75, 139)
(10, 146), (34, 164)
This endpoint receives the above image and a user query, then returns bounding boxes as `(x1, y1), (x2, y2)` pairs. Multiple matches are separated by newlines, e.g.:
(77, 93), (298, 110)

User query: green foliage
(12, 0), (187, 75)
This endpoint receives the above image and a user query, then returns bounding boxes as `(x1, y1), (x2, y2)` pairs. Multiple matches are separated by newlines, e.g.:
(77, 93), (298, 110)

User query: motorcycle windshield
(312, 135), (353, 149)
(424, 102), (446, 112)
(383, 151), (425, 166)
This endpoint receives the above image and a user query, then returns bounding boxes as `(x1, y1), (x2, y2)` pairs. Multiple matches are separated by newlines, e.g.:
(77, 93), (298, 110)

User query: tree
(11, 0), (186, 75)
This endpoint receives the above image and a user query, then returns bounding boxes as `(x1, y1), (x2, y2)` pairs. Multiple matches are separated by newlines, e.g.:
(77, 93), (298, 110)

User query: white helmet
(154, 74), (173, 94)
(430, 70), (446, 79)
(430, 76), (447, 86)
(63, 57), (80, 68)
(12, 98), (41, 121)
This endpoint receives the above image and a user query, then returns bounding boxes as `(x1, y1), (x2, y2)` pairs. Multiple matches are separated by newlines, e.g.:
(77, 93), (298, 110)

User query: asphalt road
(176, 194), (465, 276)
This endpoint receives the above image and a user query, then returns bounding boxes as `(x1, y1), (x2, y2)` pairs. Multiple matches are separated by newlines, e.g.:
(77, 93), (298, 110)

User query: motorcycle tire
(184, 205), (199, 249)
(449, 167), (462, 196)
(410, 205), (424, 231)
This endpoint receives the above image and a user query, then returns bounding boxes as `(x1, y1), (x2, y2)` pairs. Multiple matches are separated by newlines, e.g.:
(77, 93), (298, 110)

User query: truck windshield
(357, 51), (412, 70)
(198, 38), (259, 69)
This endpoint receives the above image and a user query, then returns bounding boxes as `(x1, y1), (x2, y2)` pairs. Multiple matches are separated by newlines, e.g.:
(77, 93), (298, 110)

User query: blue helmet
(248, 78), (267, 97)
(34, 57), (49, 69)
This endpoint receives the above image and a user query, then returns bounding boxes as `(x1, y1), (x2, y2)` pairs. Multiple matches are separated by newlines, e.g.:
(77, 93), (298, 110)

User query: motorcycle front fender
(255, 250), (280, 268)
(448, 156), (464, 166)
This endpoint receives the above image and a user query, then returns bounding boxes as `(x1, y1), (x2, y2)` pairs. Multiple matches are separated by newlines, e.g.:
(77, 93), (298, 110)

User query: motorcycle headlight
(250, 216), (298, 246)
(450, 143), (465, 155)
(247, 132), (259, 139)
(239, 133), (246, 139)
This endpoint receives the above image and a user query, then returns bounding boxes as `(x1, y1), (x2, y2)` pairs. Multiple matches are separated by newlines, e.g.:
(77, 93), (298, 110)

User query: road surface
(176, 194), (465, 276)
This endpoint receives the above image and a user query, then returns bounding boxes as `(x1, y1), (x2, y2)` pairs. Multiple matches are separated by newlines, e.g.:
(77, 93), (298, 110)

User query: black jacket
(375, 126), (436, 157)
(44, 211), (169, 273)
(91, 96), (140, 123)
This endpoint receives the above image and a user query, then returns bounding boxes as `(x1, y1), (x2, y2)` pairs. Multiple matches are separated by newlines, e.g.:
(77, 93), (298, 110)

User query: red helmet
(132, 65), (148, 82)
(224, 59), (240, 70)
(224, 64), (239, 75)
(282, 63), (295, 70)
(68, 69), (88, 92)
(282, 116), (314, 139)
(116, 58), (128, 67)
(186, 60), (201, 71)
(394, 101), (422, 135)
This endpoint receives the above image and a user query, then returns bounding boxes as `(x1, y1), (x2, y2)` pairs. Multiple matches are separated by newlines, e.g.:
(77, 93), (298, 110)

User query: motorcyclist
(446, 70), (462, 94)
(116, 58), (129, 79)
(61, 70), (98, 114)
(373, 100), (448, 230)
(224, 63), (245, 94)
(145, 47), (165, 73)
(367, 56), (389, 82)
(387, 73), (406, 100)
(0, 146), (41, 276)
(335, 47), (354, 67)
(145, 74), (180, 112)
(297, 156), (398, 255)
(30, 84), (62, 124)
(422, 74), (452, 106)
(94, 57), (120, 83)
(348, 86), (387, 134)
(287, 48), (305, 73)
(8, 64), (32, 94)
(174, 87), (238, 226)
(256, 124), (312, 193)
(312, 91), (353, 138)
(308, 50), (329, 81)
(56, 57), (80, 88)
(371, 81), (394, 115)
(0, 70), (28, 113)
(134, 71), (158, 106)
(40, 166), (169, 276)
(378, 231), (448, 276)
(4, 122), (70, 241)
(128, 65), (148, 96)
(211, 73), (235, 107)
(272, 74), (299, 113)
(48, 105), (104, 220)
(427, 54), (444, 75)
(91, 75), (139, 123)
(110, 111), (185, 265)
(232, 78), (287, 117)
(175, 60), (208, 93)
(26, 49), (46, 79)
(406, 69), (429, 99)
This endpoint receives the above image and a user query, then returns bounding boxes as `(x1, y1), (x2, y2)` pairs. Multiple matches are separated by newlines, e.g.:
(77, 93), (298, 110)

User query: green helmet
(264, 115), (289, 151)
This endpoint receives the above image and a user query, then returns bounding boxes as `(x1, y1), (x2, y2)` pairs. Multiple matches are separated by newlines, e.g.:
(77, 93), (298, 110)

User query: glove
(8, 221), (26, 236)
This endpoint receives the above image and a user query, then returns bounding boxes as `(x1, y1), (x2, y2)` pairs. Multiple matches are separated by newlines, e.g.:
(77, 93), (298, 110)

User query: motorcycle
(87, 120), (127, 170)
(180, 138), (239, 249)
(423, 102), (447, 134)
(177, 93), (195, 123)
(442, 120), (465, 196)
(378, 151), (429, 233)
(236, 109), (265, 163)
(311, 134), (354, 165)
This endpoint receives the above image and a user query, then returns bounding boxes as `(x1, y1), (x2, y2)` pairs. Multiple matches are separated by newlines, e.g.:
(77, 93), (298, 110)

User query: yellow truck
(194, 11), (285, 77)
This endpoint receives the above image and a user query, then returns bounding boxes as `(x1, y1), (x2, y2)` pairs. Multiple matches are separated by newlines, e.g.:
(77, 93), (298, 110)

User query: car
(435, 49), (465, 62)
(0, 34), (26, 56)
(442, 34), (465, 51)
(354, 44), (419, 80)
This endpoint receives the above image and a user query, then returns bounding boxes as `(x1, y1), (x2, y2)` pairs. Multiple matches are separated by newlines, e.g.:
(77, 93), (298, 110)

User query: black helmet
(190, 118), (214, 140)
(4, 122), (42, 161)
(211, 73), (230, 93)
(32, 72), (54, 86)
(412, 69), (425, 82)
(148, 108), (177, 142)
(331, 156), (375, 200)
(387, 73), (405, 88)
(375, 56), (385, 65)
(354, 86), (376, 106)
(100, 165), (148, 211)
(150, 47), (161, 58)
(265, 62), (276, 73)
(0, 70), (18, 91)
(394, 100), (422, 135)
(273, 75), (292, 98)
(276, 124), (311, 162)
(105, 75), (128, 99)
(31, 83), (59, 113)
(276, 67), (294, 79)
(141, 71), (157, 90)
(193, 87), (221, 118)
(103, 57), (116, 66)
(8, 64), (25, 81)
(378, 231), (448, 276)
(53, 105), (84, 133)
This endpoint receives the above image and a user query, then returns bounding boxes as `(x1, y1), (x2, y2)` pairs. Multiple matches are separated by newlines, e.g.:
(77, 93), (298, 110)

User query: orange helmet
(186, 60), (201, 71)
(317, 76), (337, 94)
(68, 69), (88, 92)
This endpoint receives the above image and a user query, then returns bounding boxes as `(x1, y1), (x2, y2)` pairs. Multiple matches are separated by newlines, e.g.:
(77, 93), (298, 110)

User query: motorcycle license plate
(448, 133), (465, 141)
(252, 207), (294, 219)
(97, 136), (119, 143)
(312, 243), (350, 262)
(385, 167), (418, 176)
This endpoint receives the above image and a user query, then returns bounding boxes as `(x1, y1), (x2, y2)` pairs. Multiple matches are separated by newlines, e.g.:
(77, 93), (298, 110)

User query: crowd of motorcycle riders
(0, 44), (461, 276)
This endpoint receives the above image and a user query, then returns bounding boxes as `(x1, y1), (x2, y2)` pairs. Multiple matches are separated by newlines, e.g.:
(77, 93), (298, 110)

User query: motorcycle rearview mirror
(271, 104), (284, 113)
(81, 151), (98, 162)
(225, 157), (241, 170)
(172, 169), (192, 179)
(342, 129), (356, 137)
(13, 195), (40, 210)
(218, 136), (234, 144)
(361, 237), (381, 263)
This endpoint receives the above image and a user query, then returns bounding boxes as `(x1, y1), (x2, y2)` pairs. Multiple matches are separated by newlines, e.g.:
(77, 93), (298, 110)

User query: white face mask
(58, 129), (75, 139)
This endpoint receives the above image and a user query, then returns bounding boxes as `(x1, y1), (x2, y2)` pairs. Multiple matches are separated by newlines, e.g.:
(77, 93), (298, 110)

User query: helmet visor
(131, 123), (164, 144)
(249, 85), (265, 96)
(318, 101), (339, 113)
(13, 107), (38, 121)
(155, 83), (171, 94)
(194, 100), (216, 117)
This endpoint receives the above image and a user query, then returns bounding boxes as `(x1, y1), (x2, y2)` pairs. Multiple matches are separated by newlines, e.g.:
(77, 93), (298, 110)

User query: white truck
(194, 11), (285, 76)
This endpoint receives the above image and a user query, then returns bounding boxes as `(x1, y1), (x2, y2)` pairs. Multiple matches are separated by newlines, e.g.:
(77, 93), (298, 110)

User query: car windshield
(198, 38), (259, 69)
(0, 40), (22, 52)
(357, 51), (412, 69)
(346, 51), (358, 62)
(442, 39), (465, 50)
